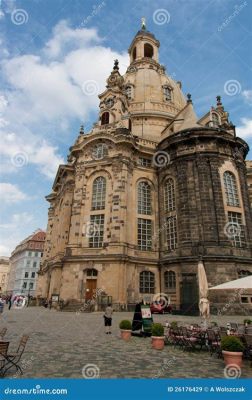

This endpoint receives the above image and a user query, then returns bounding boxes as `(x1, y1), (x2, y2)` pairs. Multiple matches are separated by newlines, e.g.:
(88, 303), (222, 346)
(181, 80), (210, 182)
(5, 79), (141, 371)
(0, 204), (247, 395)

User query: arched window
(163, 85), (172, 101)
(166, 216), (177, 251)
(212, 112), (219, 127)
(132, 47), (136, 60)
(223, 171), (239, 206)
(138, 181), (152, 215)
(164, 271), (176, 289)
(144, 43), (153, 58)
(101, 112), (109, 125)
(92, 143), (108, 160)
(139, 271), (155, 293)
(164, 178), (175, 212)
(91, 177), (106, 210)
(86, 268), (98, 277)
(125, 85), (133, 100)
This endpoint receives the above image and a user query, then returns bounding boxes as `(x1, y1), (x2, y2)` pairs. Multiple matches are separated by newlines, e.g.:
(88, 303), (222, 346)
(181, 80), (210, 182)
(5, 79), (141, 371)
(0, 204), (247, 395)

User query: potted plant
(221, 336), (244, 368)
(151, 323), (165, 350)
(244, 319), (252, 326)
(170, 321), (178, 330)
(119, 320), (132, 340)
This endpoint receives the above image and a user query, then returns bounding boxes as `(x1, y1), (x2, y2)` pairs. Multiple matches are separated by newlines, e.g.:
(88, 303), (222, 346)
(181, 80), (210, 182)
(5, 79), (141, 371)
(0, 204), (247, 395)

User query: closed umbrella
(198, 261), (210, 326)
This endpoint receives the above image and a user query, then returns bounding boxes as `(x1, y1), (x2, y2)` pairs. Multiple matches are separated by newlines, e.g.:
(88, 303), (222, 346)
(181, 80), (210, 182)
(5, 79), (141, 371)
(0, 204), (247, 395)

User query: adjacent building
(246, 160), (252, 209)
(0, 257), (10, 295)
(37, 22), (252, 311)
(8, 230), (46, 296)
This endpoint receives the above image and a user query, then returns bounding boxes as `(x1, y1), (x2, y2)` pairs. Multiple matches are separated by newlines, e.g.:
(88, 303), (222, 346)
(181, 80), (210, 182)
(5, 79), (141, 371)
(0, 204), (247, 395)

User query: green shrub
(119, 320), (132, 330)
(221, 336), (244, 352)
(244, 319), (252, 325)
(170, 321), (178, 329)
(151, 323), (164, 337)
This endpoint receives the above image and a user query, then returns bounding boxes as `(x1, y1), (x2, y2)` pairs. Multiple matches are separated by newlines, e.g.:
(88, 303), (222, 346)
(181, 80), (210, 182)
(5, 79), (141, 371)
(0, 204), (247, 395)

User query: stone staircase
(59, 299), (95, 313)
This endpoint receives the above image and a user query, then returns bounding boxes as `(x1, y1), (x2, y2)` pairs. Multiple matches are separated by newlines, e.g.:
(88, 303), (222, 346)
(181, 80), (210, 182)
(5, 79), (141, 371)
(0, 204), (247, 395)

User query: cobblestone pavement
(0, 308), (251, 378)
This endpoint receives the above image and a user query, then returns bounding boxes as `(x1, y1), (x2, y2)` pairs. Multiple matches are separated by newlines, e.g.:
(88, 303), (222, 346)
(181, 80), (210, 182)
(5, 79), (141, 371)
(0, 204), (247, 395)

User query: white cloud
(236, 118), (252, 139)
(242, 90), (252, 105)
(0, 20), (128, 179)
(0, 183), (27, 202)
(0, 132), (64, 179)
(0, 212), (33, 229)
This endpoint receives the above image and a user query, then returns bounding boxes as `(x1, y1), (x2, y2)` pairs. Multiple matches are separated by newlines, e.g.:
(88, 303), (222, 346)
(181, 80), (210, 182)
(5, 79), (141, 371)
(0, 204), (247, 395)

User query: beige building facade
(0, 257), (10, 295)
(37, 24), (252, 312)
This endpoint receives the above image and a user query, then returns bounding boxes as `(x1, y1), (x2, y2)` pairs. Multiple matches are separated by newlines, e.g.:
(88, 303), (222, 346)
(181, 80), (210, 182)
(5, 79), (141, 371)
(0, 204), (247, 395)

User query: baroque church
(37, 22), (252, 312)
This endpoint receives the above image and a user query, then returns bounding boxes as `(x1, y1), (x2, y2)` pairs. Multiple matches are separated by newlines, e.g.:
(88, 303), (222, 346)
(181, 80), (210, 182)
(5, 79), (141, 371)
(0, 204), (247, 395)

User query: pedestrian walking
(8, 296), (12, 310)
(0, 297), (4, 314)
(104, 303), (113, 334)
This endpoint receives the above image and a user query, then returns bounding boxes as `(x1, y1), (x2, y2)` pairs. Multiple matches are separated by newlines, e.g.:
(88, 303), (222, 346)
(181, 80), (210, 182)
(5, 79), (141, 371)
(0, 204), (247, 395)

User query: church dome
(123, 23), (187, 141)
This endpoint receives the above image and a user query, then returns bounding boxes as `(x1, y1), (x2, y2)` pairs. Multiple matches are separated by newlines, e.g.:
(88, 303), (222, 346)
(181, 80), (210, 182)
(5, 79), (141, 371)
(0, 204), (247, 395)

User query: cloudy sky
(0, 0), (251, 256)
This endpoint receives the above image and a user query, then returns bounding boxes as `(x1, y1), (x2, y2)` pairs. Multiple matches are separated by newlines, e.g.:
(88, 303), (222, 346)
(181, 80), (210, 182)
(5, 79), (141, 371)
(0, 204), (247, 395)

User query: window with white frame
(227, 211), (245, 248)
(91, 177), (106, 210)
(163, 85), (172, 101)
(164, 270), (176, 289)
(212, 112), (219, 127)
(224, 171), (239, 207)
(125, 85), (133, 100)
(138, 182), (152, 215)
(164, 178), (175, 212)
(166, 216), (177, 251)
(92, 143), (108, 160)
(139, 271), (155, 293)
(137, 218), (152, 250)
(89, 214), (104, 248)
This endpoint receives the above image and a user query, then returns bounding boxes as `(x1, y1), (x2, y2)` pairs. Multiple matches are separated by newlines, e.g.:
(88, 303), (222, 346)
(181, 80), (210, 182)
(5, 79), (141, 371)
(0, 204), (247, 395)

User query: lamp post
(27, 282), (32, 307)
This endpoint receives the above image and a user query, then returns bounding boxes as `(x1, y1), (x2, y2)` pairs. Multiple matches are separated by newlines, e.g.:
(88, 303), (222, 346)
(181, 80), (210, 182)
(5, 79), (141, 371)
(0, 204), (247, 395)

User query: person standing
(8, 296), (12, 310)
(104, 304), (113, 334)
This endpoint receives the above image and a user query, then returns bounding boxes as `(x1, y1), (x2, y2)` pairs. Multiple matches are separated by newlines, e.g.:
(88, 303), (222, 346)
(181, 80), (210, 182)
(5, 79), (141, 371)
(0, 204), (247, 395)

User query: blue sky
(0, 0), (251, 256)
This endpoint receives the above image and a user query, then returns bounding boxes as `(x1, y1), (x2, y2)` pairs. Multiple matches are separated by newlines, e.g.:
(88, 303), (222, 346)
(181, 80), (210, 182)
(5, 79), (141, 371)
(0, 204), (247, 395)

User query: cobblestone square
(0, 308), (251, 379)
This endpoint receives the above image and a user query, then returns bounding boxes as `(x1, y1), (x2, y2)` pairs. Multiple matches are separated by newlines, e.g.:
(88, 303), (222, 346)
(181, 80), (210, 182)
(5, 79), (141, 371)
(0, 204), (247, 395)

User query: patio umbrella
(198, 261), (210, 323)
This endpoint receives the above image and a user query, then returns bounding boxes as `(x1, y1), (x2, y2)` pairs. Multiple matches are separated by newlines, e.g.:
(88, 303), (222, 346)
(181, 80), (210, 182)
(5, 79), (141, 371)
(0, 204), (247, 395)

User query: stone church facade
(37, 24), (252, 311)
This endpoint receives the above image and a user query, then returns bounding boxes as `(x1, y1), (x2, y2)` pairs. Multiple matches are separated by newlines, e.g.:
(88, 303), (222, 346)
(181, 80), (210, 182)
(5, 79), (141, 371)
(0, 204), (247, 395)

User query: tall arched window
(101, 112), (109, 125)
(125, 85), (133, 100)
(223, 171), (239, 206)
(139, 271), (155, 293)
(163, 85), (172, 101)
(91, 177), (106, 210)
(164, 270), (176, 289)
(138, 181), (152, 215)
(132, 47), (136, 60)
(144, 43), (153, 58)
(164, 178), (175, 212)
(212, 112), (219, 127)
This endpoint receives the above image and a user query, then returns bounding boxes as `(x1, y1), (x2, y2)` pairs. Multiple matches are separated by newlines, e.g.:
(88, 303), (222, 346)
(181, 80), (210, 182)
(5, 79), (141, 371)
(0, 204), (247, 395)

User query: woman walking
(104, 304), (113, 334)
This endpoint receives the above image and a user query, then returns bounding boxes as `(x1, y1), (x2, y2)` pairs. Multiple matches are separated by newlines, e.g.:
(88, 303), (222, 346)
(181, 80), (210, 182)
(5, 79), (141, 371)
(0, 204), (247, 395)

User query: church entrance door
(86, 279), (97, 301)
